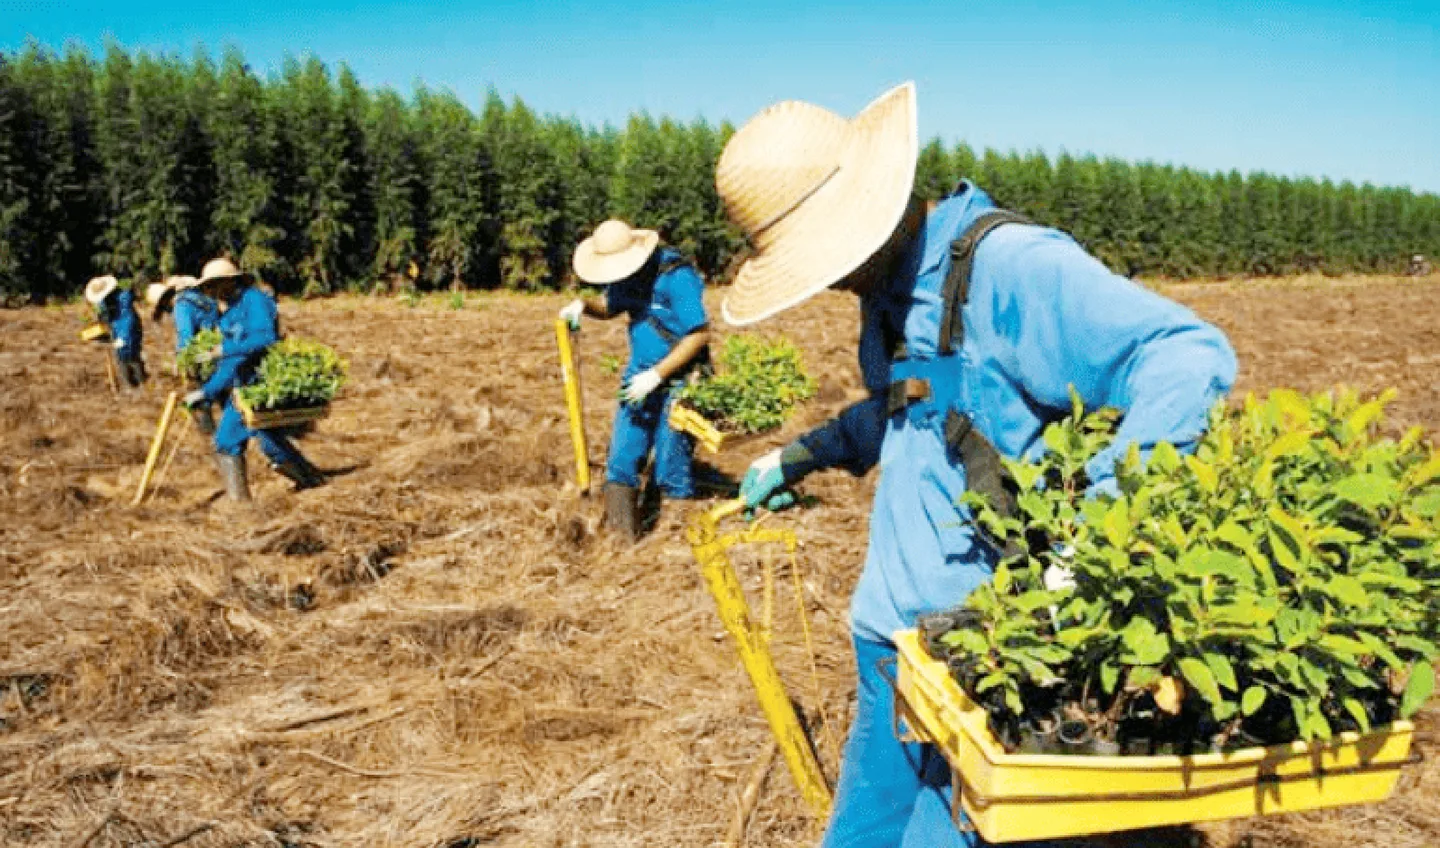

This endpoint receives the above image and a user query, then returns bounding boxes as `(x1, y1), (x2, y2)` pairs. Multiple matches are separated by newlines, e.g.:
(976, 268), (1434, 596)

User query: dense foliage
(1, 44), (1436, 304)
(235, 338), (347, 410)
(676, 334), (815, 434)
(927, 389), (1438, 755)
(176, 327), (222, 381)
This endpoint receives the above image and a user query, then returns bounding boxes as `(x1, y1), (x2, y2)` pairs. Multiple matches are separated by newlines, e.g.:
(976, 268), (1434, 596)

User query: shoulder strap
(936, 210), (1031, 356)
(657, 256), (692, 276)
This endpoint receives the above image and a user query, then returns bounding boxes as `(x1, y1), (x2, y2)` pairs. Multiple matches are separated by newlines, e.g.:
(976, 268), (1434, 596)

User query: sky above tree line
(6, 0), (1438, 193)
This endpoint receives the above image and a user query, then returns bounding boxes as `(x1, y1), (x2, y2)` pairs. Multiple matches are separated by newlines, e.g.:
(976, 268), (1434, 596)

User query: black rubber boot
(271, 455), (326, 490)
(217, 453), (252, 502)
(604, 482), (639, 542)
(190, 405), (217, 437)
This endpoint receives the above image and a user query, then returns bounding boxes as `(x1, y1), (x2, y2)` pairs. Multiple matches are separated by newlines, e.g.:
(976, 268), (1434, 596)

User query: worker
(558, 219), (711, 540)
(719, 83), (1237, 846)
(147, 275), (222, 435)
(183, 258), (325, 502)
(84, 275), (147, 388)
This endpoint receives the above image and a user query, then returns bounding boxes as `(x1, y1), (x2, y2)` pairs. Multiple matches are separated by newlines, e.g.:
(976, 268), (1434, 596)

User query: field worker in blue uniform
(182, 258), (325, 502)
(559, 219), (711, 540)
(148, 275), (222, 436)
(717, 83), (1237, 847)
(84, 275), (147, 389)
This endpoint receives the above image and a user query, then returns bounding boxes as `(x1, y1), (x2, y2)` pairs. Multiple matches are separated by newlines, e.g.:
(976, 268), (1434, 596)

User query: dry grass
(1, 276), (1437, 847)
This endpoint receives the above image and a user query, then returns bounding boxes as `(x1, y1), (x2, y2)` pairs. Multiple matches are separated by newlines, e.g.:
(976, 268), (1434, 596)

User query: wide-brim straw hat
(84, 275), (119, 306)
(716, 82), (918, 326)
(572, 220), (660, 285)
(197, 257), (247, 288)
(144, 282), (172, 308)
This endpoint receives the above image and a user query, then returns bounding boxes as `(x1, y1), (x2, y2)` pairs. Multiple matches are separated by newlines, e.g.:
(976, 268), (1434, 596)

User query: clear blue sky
(6, 0), (1438, 192)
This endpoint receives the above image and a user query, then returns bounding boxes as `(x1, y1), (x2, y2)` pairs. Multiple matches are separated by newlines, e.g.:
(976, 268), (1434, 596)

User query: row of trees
(2, 43), (1437, 303)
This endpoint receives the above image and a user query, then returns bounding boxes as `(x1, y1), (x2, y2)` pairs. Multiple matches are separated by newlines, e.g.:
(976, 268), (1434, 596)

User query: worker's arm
(984, 227), (1237, 495)
(218, 289), (278, 359)
(652, 328), (709, 380)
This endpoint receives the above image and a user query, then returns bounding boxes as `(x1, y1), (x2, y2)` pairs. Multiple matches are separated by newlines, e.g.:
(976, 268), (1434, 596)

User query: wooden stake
(133, 391), (179, 505)
(103, 348), (119, 395)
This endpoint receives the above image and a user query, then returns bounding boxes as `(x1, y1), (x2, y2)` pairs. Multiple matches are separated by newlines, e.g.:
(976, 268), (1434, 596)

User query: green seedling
(236, 338), (348, 411)
(676, 334), (816, 435)
(176, 328), (224, 382)
(936, 387), (1438, 751)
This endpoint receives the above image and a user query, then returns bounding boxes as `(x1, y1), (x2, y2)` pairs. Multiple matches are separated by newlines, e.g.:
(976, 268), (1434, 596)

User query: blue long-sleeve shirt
(172, 288), (221, 353)
(798, 183), (1238, 643)
(100, 289), (143, 360)
(605, 247), (709, 381)
(201, 284), (280, 401)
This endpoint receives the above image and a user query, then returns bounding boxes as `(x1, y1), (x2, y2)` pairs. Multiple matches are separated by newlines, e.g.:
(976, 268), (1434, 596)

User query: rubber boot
(217, 453), (252, 502)
(604, 482), (639, 542)
(271, 455), (326, 490)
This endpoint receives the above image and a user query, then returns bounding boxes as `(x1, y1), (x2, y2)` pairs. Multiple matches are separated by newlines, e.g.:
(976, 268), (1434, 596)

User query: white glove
(621, 368), (663, 405)
(183, 389), (207, 408)
(559, 299), (584, 329)
(112, 338), (126, 350)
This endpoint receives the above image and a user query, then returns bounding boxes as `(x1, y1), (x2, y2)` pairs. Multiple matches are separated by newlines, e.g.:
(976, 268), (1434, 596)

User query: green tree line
(2, 43), (1437, 303)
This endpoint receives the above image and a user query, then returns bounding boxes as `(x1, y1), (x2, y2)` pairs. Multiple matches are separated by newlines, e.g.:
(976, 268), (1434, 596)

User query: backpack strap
(936, 210), (1031, 356)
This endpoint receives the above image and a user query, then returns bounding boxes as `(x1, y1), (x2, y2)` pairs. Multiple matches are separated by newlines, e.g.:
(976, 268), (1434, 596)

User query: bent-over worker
(183, 258), (325, 502)
(559, 220), (710, 539)
(148, 275), (222, 435)
(719, 83), (1238, 846)
(85, 275), (147, 388)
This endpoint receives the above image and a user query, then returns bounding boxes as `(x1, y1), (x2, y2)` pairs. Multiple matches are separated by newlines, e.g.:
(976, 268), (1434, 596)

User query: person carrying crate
(558, 220), (711, 540)
(147, 275), (222, 436)
(721, 83), (1238, 847)
(182, 258), (324, 502)
(84, 275), (147, 389)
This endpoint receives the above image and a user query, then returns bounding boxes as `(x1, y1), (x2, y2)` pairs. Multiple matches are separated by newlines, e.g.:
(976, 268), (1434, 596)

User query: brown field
(2, 274), (1438, 847)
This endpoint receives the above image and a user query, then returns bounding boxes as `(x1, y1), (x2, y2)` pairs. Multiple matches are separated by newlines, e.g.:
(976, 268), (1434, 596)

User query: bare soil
(1, 274), (1437, 847)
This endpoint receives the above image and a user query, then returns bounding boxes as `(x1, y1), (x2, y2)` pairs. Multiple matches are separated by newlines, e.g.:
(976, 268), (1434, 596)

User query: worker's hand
(112, 338), (126, 350)
(558, 299), (584, 330)
(621, 368), (662, 405)
(182, 389), (207, 409)
(741, 448), (793, 511)
(195, 344), (223, 365)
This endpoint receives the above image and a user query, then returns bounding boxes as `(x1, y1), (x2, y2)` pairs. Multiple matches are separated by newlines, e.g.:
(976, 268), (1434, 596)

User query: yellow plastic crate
(668, 402), (765, 454)
(80, 323), (110, 342)
(235, 394), (330, 430)
(891, 628), (1416, 843)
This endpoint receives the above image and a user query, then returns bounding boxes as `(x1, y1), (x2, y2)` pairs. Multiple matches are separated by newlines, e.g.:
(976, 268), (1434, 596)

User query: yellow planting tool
(133, 391), (179, 505)
(555, 318), (590, 492)
(687, 498), (834, 818)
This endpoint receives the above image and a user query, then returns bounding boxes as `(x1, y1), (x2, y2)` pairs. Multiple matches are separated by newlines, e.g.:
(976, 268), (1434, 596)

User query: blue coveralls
(795, 184), (1238, 847)
(172, 288), (220, 353)
(200, 284), (308, 467)
(99, 289), (145, 384)
(604, 248), (708, 498)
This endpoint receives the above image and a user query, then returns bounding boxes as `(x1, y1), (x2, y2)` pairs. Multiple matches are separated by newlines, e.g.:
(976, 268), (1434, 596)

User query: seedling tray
(890, 628), (1417, 843)
(236, 394), (330, 430)
(80, 323), (110, 342)
(668, 401), (768, 455)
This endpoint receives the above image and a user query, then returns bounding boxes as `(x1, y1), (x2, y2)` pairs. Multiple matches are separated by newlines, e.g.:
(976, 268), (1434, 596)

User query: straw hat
(572, 220), (660, 285)
(144, 282), (172, 307)
(197, 257), (246, 287)
(168, 274), (202, 291)
(84, 275), (119, 306)
(716, 82), (918, 326)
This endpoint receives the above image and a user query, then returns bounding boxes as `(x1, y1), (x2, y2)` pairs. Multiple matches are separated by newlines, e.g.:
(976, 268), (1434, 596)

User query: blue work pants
(605, 386), (694, 498)
(824, 635), (980, 848)
(215, 396), (307, 466)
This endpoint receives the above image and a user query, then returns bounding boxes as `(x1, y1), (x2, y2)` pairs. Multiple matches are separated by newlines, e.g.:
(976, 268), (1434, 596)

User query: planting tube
(686, 498), (833, 817)
(554, 319), (590, 492)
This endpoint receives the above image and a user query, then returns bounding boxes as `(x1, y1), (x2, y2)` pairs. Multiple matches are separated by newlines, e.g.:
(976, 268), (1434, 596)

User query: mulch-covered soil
(1, 274), (1436, 847)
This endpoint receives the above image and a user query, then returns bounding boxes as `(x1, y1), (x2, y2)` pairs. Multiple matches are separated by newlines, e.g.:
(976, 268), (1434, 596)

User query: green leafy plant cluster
(235, 338), (348, 411)
(176, 328), (223, 382)
(675, 334), (816, 434)
(929, 388), (1438, 754)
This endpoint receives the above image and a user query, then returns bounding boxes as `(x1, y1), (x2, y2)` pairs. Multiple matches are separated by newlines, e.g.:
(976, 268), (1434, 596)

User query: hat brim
(149, 286), (179, 320)
(573, 230), (660, 285)
(721, 82), (918, 326)
(84, 277), (119, 306)
(197, 271), (246, 288)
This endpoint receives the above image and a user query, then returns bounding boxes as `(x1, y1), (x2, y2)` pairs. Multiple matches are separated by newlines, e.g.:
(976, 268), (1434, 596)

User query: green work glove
(740, 449), (791, 510)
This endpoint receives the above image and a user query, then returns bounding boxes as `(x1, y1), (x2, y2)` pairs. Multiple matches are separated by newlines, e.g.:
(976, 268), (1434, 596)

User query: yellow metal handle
(708, 497), (747, 524)
(133, 391), (179, 505)
(555, 318), (590, 492)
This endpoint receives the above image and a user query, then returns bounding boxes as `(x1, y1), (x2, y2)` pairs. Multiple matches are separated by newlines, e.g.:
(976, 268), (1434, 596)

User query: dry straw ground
(1, 275), (1437, 847)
